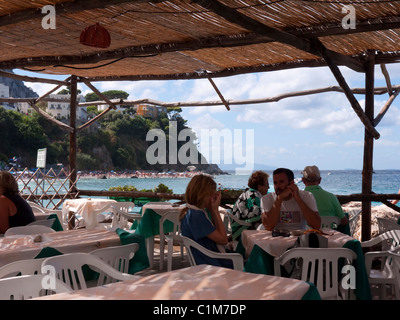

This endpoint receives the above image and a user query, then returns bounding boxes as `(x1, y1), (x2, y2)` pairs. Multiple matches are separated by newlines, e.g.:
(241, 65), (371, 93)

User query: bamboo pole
(312, 39), (380, 140)
(361, 52), (375, 241)
(207, 77), (230, 111)
(69, 76), (78, 193)
(77, 85), (400, 108)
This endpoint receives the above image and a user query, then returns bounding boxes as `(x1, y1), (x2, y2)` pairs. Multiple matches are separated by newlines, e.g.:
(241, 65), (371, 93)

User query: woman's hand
(210, 190), (221, 213)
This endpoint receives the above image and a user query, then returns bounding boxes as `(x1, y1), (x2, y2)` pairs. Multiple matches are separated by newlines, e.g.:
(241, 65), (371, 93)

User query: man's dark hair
(273, 168), (294, 182)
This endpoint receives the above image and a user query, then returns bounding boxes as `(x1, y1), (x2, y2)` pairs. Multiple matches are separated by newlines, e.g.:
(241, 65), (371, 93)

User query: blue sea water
(75, 170), (400, 197)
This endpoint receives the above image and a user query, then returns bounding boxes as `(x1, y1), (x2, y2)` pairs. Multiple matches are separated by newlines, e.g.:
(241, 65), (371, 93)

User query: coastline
(78, 170), (203, 179)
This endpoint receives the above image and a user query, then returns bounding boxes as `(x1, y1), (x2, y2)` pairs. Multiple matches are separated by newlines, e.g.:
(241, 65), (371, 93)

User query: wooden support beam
(374, 90), (399, 127)
(312, 39), (380, 139)
(81, 79), (117, 110)
(77, 106), (114, 131)
(361, 52), (375, 241)
(380, 64), (393, 96)
(207, 77), (230, 110)
(76, 84), (400, 109)
(28, 102), (74, 133)
(69, 76), (78, 193)
(0, 70), (68, 86)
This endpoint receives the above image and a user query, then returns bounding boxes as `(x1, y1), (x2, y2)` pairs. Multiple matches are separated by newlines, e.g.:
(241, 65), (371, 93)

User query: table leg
(146, 237), (154, 269)
(68, 211), (76, 230)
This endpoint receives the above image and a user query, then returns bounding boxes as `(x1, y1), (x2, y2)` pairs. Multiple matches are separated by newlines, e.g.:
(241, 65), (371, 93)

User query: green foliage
(109, 183), (172, 193)
(0, 91), (205, 171)
(153, 183), (173, 194)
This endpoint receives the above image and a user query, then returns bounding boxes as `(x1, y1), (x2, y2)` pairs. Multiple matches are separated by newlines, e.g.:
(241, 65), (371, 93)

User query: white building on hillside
(47, 94), (88, 121)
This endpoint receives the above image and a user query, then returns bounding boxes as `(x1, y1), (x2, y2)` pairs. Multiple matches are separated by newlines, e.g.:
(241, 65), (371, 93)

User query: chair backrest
(90, 243), (139, 273)
(181, 235), (244, 271)
(4, 225), (56, 237)
(0, 274), (72, 300)
(361, 229), (400, 251)
(28, 218), (55, 228)
(0, 258), (46, 279)
(28, 201), (64, 230)
(389, 251), (400, 298)
(159, 210), (181, 242)
(276, 247), (357, 300)
(347, 209), (361, 237)
(377, 217), (400, 235)
(320, 216), (341, 229)
(110, 202), (137, 229)
(42, 252), (138, 290)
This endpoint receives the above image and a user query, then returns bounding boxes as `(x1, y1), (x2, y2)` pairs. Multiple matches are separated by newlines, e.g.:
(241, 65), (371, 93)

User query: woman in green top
(231, 171), (269, 240)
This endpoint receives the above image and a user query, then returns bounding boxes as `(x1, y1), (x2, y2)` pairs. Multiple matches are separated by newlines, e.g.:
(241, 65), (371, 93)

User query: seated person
(231, 170), (269, 240)
(0, 171), (36, 234)
(180, 174), (233, 269)
(302, 165), (348, 228)
(261, 168), (320, 231)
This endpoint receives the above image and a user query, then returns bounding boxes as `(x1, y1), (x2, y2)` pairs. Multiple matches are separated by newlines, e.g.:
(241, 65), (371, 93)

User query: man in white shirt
(261, 168), (320, 231)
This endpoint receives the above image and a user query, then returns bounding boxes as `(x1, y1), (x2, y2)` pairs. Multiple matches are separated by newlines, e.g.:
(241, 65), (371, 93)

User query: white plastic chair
(0, 258), (46, 279)
(376, 217), (400, 235)
(320, 216), (341, 229)
(41, 252), (140, 290)
(275, 247), (357, 300)
(347, 209), (361, 237)
(28, 201), (65, 230)
(159, 211), (184, 271)
(387, 250), (400, 299)
(181, 235), (244, 271)
(362, 230), (400, 299)
(28, 218), (56, 228)
(224, 211), (251, 234)
(90, 243), (139, 274)
(0, 274), (72, 300)
(4, 225), (56, 237)
(110, 202), (142, 229)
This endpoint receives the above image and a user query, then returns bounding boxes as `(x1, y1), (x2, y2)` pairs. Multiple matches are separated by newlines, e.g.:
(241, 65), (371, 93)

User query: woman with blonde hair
(180, 174), (232, 268)
(0, 171), (35, 233)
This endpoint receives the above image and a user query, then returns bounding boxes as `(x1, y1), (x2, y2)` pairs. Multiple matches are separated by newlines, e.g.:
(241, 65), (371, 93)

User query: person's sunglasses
(272, 228), (290, 237)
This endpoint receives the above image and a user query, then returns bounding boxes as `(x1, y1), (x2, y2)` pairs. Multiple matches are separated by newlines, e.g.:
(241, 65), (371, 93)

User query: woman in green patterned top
(231, 171), (269, 240)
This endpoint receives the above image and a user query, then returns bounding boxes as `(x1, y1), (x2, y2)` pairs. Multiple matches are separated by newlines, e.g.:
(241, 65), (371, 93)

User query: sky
(15, 63), (400, 172)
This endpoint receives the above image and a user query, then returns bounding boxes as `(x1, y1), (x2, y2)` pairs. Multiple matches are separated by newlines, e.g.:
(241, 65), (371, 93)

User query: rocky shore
(342, 201), (400, 240)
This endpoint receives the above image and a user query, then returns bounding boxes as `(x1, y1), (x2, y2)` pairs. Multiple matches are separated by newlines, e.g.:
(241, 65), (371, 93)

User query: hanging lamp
(80, 23), (111, 48)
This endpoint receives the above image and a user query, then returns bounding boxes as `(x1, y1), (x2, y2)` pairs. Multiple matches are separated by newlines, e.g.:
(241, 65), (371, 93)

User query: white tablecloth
(241, 229), (355, 258)
(36, 264), (315, 300)
(0, 229), (121, 267)
(62, 198), (118, 229)
(142, 202), (185, 216)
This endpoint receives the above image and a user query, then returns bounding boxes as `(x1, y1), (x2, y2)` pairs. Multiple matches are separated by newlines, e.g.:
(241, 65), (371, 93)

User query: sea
(75, 170), (400, 202)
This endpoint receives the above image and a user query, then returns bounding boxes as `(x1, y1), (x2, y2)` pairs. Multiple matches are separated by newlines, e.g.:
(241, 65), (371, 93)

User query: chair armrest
(182, 236), (244, 271)
(361, 237), (387, 248)
(88, 255), (141, 282)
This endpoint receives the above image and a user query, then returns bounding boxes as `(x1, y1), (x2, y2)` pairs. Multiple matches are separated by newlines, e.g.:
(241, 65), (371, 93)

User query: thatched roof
(2, 0), (400, 81)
